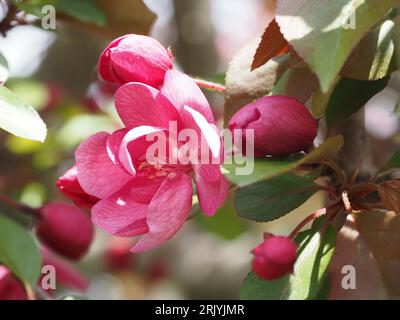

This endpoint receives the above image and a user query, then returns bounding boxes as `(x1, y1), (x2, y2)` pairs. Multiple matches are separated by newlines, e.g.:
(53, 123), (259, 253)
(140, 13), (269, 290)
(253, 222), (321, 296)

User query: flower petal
(92, 177), (162, 237)
(75, 132), (132, 199)
(131, 174), (193, 252)
(161, 70), (215, 123)
(180, 105), (221, 159)
(115, 82), (180, 129)
(196, 167), (229, 216)
(106, 128), (128, 165)
(118, 126), (166, 175)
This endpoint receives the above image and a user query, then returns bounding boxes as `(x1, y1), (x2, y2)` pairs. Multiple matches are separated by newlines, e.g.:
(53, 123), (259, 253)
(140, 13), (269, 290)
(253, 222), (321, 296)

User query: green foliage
(240, 221), (336, 300)
(234, 173), (317, 222)
(0, 85), (47, 142)
(0, 214), (41, 288)
(57, 0), (106, 26)
(325, 77), (389, 127)
(276, 0), (399, 92)
(342, 16), (400, 80)
(197, 193), (247, 240)
(223, 136), (344, 186)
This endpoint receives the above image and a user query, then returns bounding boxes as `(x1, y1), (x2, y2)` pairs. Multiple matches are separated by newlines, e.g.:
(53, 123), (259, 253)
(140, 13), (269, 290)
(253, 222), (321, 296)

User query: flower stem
(193, 78), (225, 92)
(0, 193), (41, 219)
(289, 208), (327, 239)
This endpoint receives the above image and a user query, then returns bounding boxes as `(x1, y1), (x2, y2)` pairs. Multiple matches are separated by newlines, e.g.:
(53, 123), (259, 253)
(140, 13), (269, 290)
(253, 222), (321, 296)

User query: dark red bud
(229, 96), (317, 157)
(252, 236), (297, 280)
(36, 202), (94, 260)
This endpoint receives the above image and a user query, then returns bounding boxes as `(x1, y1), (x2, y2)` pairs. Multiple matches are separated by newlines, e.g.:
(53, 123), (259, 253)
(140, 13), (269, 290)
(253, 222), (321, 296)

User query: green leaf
(377, 150), (400, 176)
(197, 192), (247, 240)
(62, 0), (156, 38)
(240, 221), (336, 300)
(325, 77), (389, 127)
(276, 0), (399, 92)
(240, 272), (290, 300)
(223, 136), (344, 186)
(57, 0), (106, 26)
(234, 173), (317, 222)
(0, 52), (9, 85)
(0, 85), (47, 142)
(0, 214), (41, 287)
(12, 0), (57, 17)
(342, 17), (400, 80)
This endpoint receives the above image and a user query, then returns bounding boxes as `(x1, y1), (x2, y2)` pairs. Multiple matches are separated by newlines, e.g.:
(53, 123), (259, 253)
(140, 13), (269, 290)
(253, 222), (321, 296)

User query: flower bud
(36, 202), (94, 260)
(0, 265), (26, 300)
(252, 236), (297, 280)
(98, 34), (173, 87)
(57, 166), (99, 209)
(105, 238), (135, 271)
(229, 96), (317, 156)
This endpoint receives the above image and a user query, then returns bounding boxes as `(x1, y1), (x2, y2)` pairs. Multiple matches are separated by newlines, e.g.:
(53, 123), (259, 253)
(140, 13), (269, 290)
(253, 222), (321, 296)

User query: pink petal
(115, 82), (180, 129)
(180, 105), (221, 160)
(92, 177), (162, 237)
(196, 166), (229, 216)
(131, 174), (193, 252)
(98, 35), (126, 83)
(118, 126), (166, 175)
(75, 132), (132, 199)
(161, 70), (215, 123)
(106, 128), (128, 165)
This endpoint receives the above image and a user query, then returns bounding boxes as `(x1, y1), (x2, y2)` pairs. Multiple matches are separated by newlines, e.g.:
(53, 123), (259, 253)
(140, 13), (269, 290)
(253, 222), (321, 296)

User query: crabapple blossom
(75, 69), (228, 252)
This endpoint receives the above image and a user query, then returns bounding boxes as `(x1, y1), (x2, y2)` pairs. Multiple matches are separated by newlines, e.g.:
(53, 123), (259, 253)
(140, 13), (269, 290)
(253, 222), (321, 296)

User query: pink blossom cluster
(58, 34), (229, 253)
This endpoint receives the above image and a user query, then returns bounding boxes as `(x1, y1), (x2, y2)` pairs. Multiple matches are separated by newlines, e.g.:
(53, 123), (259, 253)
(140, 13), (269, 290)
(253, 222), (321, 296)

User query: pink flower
(36, 202), (94, 260)
(75, 70), (228, 252)
(98, 34), (173, 87)
(229, 96), (317, 157)
(57, 166), (100, 209)
(252, 236), (297, 280)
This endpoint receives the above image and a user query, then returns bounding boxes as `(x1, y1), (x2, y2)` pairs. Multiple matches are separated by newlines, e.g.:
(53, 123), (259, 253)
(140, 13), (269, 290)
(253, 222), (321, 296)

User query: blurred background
(0, 0), (399, 299)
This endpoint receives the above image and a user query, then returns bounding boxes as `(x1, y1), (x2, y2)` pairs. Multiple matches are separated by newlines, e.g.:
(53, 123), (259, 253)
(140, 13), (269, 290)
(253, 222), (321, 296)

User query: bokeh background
(0, 0), (399, 299)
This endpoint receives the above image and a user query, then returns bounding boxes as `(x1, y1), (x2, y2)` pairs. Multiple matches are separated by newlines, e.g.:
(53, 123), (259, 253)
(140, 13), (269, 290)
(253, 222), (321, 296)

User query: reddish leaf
(356, 210), (400, 298)
(251, 19), (289, 71)
(328, 219), (388, 299)
(378, 184), (400, 213)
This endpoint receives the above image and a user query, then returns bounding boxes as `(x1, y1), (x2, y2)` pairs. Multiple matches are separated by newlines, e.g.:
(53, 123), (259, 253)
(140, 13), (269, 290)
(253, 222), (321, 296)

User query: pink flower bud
(229, 96), (317, 156)
(105, 238), (135, 271)
(98, 34), (173, 87)
(36, 202), (94, 260)
(0, 265), (26, 300)
(252, 236), (297, 280)
(57, 166), (100, 209)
